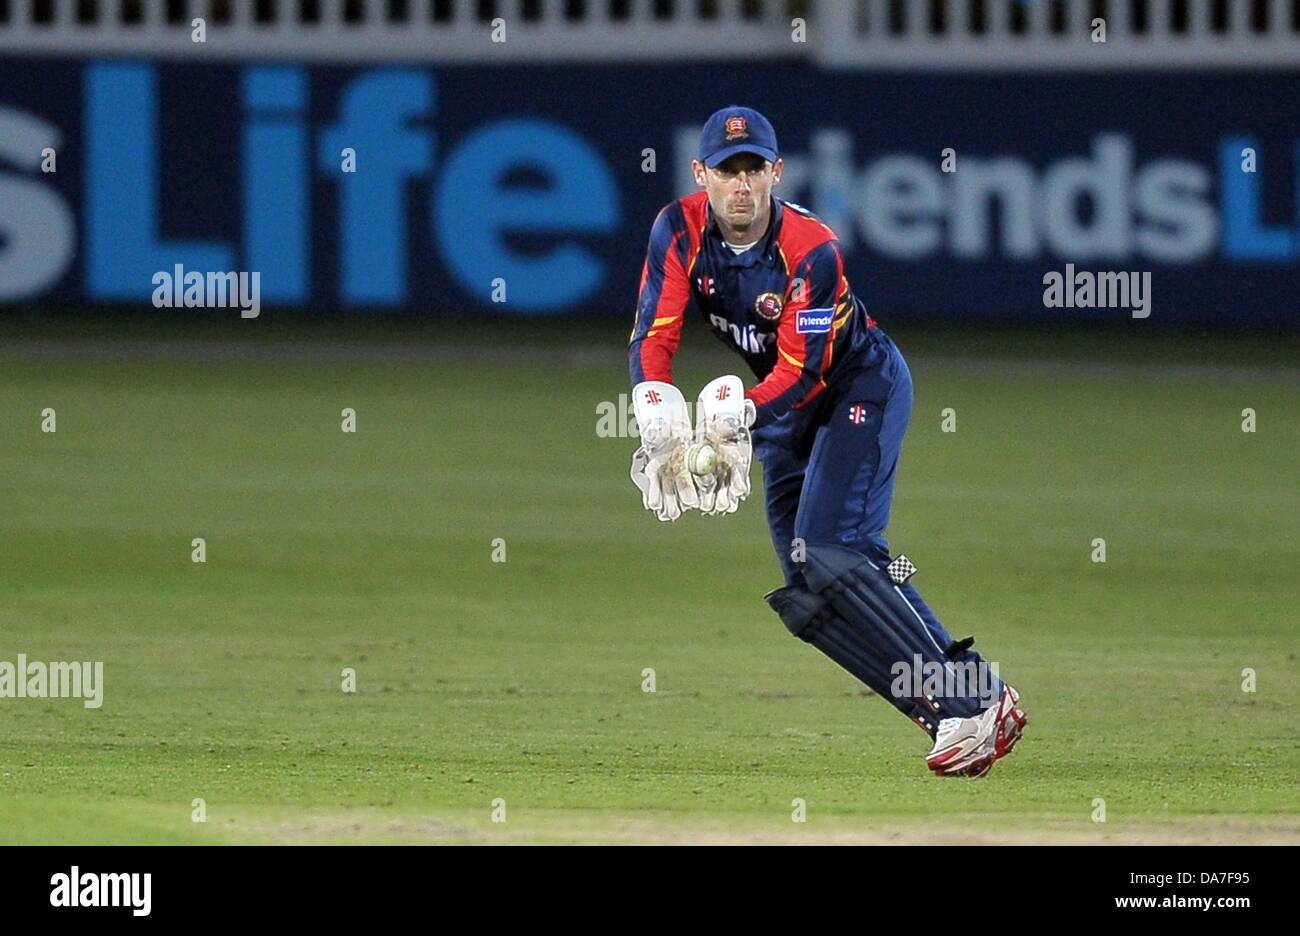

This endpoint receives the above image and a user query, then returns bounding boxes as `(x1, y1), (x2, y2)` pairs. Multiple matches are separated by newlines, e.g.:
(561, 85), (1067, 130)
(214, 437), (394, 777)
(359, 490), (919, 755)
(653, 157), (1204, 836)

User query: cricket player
(627, 106), (1027, 778)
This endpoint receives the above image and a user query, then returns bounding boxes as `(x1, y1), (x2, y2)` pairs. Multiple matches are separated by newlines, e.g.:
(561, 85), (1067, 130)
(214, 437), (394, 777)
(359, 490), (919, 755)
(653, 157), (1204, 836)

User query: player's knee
(763, 585), (825, 642)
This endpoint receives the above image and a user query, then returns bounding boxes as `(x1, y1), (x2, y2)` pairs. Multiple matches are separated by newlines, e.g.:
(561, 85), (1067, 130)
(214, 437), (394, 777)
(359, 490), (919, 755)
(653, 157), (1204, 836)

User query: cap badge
(725, 116), (750, 141)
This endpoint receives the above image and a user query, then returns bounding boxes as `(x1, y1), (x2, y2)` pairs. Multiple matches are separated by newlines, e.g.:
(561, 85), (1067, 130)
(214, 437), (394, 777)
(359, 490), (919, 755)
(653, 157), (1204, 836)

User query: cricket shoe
(924, 684), (1026, 778)
(988, 683), (1027, 761)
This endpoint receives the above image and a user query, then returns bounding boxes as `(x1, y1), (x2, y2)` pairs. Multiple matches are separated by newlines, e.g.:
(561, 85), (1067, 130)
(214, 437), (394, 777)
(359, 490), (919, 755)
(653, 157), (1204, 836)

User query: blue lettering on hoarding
(1220, 136), (1295, 261)
(434, 118), (619, 313)
(85, 63), (233, 300)
(244, 67), (310, 303)
(82, 63), (617, 312)
(317, 70), (434, 305)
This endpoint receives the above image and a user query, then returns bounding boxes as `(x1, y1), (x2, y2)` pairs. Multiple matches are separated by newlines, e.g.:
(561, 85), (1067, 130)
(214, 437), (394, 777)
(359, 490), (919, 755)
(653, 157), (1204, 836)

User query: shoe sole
(950, 714), (1026, 779)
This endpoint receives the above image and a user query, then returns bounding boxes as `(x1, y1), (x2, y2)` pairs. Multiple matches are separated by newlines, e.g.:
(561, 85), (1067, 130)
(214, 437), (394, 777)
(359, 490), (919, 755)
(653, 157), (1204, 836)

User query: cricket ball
(686, 442), (717, 476)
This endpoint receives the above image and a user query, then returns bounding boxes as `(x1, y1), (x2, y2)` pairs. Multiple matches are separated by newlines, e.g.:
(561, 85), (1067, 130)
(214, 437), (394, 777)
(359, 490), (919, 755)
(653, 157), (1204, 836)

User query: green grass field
(1, 318), (1297, 844)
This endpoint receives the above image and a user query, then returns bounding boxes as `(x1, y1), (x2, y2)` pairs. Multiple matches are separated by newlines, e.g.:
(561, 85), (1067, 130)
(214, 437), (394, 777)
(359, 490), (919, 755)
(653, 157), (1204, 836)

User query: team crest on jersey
(725, 116), (749, 140)
(754, 292), (784, 321)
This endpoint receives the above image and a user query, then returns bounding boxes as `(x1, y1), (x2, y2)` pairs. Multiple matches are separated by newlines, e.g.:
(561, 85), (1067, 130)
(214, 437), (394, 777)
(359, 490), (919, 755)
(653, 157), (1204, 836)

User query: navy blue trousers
(754, 329), (966, 657)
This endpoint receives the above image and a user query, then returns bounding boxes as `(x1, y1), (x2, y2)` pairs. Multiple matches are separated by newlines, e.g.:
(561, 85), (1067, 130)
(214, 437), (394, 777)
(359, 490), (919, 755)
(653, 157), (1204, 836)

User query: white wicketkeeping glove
(693, 375), (756, 516)
(629, 381), (700, 522)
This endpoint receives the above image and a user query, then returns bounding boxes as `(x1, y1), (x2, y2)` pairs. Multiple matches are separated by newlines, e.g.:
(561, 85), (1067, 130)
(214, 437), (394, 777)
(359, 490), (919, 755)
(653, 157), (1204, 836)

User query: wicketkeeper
(627, 106), (1027, 777)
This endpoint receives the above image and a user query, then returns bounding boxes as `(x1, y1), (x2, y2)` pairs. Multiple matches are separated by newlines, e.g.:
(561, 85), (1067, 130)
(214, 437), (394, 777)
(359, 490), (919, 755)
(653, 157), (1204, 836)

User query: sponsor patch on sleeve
(795, 307), (834, 334)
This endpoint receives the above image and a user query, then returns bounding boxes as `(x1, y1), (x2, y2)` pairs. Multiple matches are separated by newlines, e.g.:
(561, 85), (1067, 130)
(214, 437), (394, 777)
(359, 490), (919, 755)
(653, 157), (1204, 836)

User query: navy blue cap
(698, 106), (779, 168)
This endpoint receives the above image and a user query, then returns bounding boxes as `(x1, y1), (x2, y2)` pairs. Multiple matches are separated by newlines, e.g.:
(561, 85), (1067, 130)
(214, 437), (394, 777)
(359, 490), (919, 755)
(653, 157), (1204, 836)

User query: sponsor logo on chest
(709, 313), (774, 355)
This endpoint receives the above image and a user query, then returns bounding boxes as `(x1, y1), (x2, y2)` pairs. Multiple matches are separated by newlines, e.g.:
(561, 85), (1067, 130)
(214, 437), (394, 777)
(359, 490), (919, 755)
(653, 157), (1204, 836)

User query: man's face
(694, 153), (782, 236)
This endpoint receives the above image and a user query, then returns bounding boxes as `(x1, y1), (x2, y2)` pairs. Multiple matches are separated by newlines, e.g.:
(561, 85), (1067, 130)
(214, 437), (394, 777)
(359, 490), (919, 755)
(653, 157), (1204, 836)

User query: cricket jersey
(628, 191), (877, 430)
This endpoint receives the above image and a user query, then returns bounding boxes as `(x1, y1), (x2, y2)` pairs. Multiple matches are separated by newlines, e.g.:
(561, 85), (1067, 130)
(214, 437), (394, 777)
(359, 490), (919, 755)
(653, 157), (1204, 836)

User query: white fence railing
(820, 0), (1300, 69)
(0, 1), (1296, 68)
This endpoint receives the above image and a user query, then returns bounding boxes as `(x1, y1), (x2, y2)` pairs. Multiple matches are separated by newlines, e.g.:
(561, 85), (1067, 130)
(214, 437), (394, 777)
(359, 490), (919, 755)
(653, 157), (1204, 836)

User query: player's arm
(744, 240), (845, 429)
(627, 205), (698, 521)
(628, 204), (692, 387)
